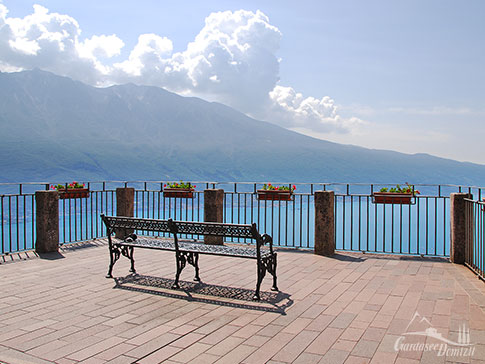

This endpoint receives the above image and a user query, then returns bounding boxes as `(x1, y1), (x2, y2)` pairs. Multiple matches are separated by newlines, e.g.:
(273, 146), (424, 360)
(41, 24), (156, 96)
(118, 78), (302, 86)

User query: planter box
(372, 192), (414, 205)
(163, 188), (194, 198)
(257, 189), (293, 201)
(58, 188), (90, 199)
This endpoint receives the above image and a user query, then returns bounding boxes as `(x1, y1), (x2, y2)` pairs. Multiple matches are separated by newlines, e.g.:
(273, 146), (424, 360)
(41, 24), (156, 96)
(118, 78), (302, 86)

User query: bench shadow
(113, 274), (293, 315)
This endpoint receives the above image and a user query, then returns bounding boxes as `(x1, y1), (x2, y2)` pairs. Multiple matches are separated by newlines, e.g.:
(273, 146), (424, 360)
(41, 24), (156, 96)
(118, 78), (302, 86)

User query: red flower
(164, 184), (167, 187)
(293, 185), (296, 190)
(193, 185), (196, 188)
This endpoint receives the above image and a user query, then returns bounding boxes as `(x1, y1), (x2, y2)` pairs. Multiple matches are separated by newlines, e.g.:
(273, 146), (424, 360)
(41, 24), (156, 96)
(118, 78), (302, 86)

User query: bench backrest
(102, 215), (170, 233)
(101, 215), (258, 240)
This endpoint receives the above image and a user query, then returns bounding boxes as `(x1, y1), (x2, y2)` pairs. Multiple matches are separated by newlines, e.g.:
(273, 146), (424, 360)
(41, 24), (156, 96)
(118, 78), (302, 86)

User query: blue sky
(2, 0), (484, 164)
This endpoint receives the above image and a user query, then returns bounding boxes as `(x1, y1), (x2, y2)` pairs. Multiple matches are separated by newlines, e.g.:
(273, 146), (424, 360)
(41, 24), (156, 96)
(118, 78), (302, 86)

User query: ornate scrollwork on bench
(100, 214), (278, 300)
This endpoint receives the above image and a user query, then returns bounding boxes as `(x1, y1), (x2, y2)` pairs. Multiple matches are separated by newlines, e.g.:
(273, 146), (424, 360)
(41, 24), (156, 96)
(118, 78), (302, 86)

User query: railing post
(314, 190), (335, 256)
(450, 192), (472, 264)
(35, 190), (59, 253)
(204, 189), (224, 245)
(116, 187), (134, 238)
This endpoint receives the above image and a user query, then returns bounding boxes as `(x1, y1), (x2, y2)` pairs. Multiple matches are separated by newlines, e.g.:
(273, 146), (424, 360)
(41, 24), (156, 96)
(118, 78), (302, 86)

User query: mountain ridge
(1, 69), (484, 185)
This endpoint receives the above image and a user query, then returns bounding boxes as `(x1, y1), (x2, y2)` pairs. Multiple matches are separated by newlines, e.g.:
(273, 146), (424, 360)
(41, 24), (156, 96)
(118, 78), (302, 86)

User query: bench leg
(128, 247), (136, 274)
(173, 252), (187, 289)
(118, 246), (136, 274)
(267, 253), (278, 291)
(187, 252), (200, 281)
(254, 260), (267, 301)
(106, 246), (121, 278)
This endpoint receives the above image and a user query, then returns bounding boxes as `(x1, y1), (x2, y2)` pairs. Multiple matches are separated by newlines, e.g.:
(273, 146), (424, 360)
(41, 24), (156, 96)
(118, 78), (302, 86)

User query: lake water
(1, 190), (451, 257)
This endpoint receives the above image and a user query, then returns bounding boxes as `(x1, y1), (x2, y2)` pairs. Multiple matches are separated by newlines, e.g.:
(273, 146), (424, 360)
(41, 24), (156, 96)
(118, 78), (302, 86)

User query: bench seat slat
(118, 238), (271, 259)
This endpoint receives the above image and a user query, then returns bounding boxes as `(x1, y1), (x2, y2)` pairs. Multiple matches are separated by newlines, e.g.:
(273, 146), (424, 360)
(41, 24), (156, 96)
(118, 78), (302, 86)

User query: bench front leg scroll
(173, 252), (186, 289)
(106, 244), (121, 278)
(187, 252), (200, 282)
(121, 246), (136, 274)
(174, 252), (200, 288)
(265, 254), (278, 291)
(262, 234), (278, 291)
(106, 245), (135, 278)
(254, 259), (267, 300)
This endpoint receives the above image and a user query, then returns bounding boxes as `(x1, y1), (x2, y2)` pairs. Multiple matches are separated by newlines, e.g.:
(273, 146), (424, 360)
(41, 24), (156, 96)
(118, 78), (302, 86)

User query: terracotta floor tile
(344, 355), (371, 364)
(351, 339), (379, 359)
(1, 241), (484, 364)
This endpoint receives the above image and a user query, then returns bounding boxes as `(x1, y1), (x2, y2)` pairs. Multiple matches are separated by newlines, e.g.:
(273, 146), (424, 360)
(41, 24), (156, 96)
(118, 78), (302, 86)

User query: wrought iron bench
(100, 215), (278, 300)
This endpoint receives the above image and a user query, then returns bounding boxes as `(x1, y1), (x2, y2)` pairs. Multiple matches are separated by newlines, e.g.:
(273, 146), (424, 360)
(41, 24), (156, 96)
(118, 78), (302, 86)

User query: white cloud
(266, 85), (363, 133)
(0, 4), (101, 84)
(77, 35), (124, 60)
(0, 4), (360, 134)
(114, 34), (172, 77)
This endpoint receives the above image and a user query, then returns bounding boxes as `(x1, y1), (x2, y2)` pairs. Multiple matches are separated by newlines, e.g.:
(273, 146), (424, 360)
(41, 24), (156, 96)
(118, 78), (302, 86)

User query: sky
(1, 0), (484, 164)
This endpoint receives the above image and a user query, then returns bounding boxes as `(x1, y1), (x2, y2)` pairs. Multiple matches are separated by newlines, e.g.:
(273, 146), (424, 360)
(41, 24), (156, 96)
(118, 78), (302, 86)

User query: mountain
(1, 69), (484, 185)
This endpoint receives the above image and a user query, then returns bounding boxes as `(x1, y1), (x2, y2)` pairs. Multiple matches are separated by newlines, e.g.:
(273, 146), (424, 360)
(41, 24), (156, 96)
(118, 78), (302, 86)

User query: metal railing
(0, 182), (117, 254)
(0, 185), (35, 254)
(332, 184), (460, 257)
(58, 182), (116, 244)
(464, 198), (485, 281)
(1, 181), (483, 257)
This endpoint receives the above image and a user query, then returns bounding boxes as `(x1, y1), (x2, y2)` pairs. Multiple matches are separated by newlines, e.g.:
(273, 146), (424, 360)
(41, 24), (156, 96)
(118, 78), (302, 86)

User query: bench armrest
(262, 234), (274, 253)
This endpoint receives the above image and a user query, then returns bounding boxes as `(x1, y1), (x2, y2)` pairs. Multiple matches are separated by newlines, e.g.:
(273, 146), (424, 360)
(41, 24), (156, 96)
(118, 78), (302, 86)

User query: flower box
(58, 188), (90, 199)
(372, 192), (414, 205)
(163, 188), (194, 198)
(257, 189), (293, 201)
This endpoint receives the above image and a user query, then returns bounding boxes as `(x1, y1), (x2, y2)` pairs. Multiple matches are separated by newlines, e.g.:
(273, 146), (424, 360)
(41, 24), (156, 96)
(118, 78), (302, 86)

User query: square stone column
(115, 187), (134, 239)
(450, 192), (472, 264)
(35, 190), (59, 253)
(204, 189), (224, 245)
(314, 190), (335, 256)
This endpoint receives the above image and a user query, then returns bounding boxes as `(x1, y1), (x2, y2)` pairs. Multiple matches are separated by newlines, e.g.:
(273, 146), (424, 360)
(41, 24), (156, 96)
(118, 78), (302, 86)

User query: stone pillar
(450, 193), (472, 264)
(314, 190), (335, 256)
(204, 189), (224, 245)
(35, 190), (59, 253)
(116, 187), (134, 238)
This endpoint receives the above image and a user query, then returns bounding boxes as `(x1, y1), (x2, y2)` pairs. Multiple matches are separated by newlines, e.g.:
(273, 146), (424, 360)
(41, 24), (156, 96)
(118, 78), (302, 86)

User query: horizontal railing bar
(2, 181), (484, 188)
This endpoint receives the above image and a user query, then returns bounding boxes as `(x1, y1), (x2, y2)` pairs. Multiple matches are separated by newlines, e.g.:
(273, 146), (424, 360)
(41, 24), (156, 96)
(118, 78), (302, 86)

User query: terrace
(1, 181), (485, 363)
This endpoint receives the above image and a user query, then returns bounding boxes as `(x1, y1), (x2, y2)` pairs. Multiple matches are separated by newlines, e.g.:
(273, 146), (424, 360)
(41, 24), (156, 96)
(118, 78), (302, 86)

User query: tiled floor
(1, 239), (485, 364)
